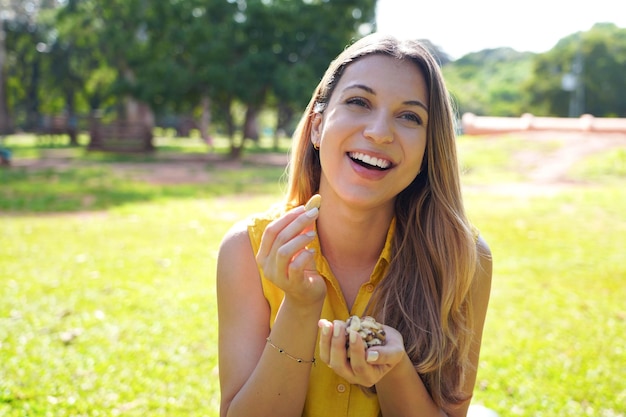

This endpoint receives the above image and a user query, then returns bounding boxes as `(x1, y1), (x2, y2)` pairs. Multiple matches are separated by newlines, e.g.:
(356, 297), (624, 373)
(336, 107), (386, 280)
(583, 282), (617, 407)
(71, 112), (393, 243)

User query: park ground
(6, 130), (626, 190)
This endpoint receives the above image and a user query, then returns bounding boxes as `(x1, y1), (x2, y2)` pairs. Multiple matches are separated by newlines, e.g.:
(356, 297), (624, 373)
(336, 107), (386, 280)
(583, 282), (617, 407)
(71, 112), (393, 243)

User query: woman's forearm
(376, 353), (447, 417)
(225, 298), (322, 417)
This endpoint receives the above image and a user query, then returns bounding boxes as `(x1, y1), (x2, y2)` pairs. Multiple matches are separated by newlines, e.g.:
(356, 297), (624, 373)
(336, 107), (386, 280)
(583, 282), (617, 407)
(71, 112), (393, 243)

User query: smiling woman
(216, 33), (492, 417)
(310, 54), (428, 195)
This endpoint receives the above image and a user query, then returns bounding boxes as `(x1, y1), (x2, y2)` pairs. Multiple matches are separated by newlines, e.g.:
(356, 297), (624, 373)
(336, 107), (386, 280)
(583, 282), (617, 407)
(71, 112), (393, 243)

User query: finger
(258, 207), (319, 265)
(365, 348), (381, 364)
(256, 206), (305, 260)
(276, 231), (316, 266)
(288, 245), (315, 270)
(318, 319), (333, 364)
(348, 330), (367, 362)
(345, 330), (367, 371)
(328, 320), (348, 369)
(276, 207), (318, 245)
(287, 246), (319, 289)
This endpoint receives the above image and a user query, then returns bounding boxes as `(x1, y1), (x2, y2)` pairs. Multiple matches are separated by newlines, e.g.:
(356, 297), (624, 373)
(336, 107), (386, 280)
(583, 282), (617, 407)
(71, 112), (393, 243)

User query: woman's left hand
(317, 319), (406, 387)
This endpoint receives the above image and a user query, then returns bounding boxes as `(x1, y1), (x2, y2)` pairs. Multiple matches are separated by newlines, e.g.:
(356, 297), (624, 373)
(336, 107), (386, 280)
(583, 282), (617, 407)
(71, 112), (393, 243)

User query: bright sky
(376, 0), (626, 59)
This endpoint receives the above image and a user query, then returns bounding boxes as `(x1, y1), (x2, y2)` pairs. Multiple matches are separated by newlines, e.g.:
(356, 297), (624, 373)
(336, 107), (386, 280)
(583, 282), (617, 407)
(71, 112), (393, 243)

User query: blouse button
(365, 284), (374, 292)
(337, 384), (346, 393)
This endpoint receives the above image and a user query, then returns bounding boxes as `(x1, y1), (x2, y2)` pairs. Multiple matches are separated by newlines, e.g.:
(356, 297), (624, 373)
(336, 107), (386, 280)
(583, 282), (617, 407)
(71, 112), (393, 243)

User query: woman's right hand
(255, 205), (327, 307)
(317, 319), (407, 388)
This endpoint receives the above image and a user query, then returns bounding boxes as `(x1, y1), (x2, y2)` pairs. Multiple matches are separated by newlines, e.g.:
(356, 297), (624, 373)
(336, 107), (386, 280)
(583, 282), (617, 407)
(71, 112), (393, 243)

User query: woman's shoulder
(470, 224), (481, 244)
(217, 213), (272, 291)
(467, 224), (492, 288)
(473, 233), (493, 295)
(219, 219), (252, 250)
(219, 204), (288, 254)
(248, 203), (296, 241)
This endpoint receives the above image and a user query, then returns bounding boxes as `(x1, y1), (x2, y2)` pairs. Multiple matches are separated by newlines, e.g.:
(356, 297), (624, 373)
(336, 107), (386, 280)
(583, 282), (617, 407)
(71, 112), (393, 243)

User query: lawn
(1, 133), (625, 416)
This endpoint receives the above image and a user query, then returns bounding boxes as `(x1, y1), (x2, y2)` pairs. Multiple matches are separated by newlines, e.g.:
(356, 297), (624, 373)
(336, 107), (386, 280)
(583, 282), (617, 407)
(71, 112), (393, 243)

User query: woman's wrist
(376, 353), (445, 416)
(381, 351), (415, 382)
(279, 294), (325, 321)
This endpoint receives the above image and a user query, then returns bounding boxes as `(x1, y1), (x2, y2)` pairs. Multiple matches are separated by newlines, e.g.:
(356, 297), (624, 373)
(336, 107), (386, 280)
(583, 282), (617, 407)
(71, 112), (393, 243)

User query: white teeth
(349, 152), (391, 169)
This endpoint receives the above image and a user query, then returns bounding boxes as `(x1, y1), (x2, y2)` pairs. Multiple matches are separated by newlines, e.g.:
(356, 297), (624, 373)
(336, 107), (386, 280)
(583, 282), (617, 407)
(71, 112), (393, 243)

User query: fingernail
(305, 207), (319, 218)
(322, 324), (331, 336)
(349, 330), (357, 344)
(366, 350), (379, 362)
(333, 324), (342, 338)
(305, 230), (316, 238)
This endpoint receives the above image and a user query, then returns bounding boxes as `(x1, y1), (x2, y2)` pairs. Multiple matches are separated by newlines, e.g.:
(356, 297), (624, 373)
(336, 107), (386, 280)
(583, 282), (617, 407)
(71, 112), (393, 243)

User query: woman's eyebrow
(404, 99), (429, 111)
(343, 84), (375, 95)
(343, 84), (428, 111)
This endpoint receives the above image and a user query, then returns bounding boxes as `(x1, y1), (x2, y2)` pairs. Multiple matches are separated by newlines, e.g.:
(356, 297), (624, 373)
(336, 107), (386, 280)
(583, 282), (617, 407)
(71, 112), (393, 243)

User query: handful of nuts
(346, 315), (386, 348)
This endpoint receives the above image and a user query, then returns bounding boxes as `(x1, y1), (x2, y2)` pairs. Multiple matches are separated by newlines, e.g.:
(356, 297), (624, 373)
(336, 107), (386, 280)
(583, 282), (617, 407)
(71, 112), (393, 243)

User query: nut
(304, 194), (322, 211)
(345, 315), (386, 351)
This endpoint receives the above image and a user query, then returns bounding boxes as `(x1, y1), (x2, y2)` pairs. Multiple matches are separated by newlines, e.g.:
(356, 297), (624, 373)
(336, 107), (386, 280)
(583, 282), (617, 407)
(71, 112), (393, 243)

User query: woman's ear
(310, 112), (322, 148)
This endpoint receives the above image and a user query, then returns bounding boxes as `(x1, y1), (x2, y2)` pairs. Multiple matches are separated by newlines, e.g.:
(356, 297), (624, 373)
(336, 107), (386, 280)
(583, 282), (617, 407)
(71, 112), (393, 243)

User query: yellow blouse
(247, 208), (395, 417)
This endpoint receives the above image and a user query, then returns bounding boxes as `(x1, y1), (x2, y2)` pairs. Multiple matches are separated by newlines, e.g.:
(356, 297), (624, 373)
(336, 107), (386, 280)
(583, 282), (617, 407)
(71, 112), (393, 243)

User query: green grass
(0, 134), (286, 213)
(0, 197), (279, 416)
(465, 187), (625, 416)
(1, 134), (625, 416)
(457, 134), (563, 184)
(0, 163), (285, 212)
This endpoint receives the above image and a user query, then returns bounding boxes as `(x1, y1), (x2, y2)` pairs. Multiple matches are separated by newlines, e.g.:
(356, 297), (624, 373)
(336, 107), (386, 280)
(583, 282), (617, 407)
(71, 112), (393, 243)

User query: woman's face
(312, 54), (429, 211)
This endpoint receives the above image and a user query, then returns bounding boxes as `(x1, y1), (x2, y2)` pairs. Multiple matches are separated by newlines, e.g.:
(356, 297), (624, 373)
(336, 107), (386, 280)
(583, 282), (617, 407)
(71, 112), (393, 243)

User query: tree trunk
(220, 99), (240, 158)
(199, 95), (213, 149)
(65, 90), (78, 146)
(25, 57), (40, 132)
(275, 103), (294, 149)
(0, 20), (12, 134)
(243, 105), (260, 142)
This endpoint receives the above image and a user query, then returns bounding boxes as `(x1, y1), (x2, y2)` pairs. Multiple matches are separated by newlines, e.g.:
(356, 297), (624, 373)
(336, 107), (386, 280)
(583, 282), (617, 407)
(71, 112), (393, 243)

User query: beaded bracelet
(266, 337), (316, 366)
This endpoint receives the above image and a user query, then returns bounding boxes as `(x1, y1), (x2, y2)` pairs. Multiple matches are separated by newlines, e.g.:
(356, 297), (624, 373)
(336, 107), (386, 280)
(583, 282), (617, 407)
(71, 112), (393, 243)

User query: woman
(217, 33), (492, 417)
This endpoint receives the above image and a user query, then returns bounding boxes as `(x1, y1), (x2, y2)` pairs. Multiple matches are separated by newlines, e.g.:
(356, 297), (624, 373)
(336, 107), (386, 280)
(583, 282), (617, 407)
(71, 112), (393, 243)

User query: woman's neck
(316, 202), (394, 269)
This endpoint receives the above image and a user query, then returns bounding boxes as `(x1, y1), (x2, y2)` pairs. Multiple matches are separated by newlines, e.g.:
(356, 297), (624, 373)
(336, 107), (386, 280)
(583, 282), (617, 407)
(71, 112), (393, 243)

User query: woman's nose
(363, 111), (393, 144)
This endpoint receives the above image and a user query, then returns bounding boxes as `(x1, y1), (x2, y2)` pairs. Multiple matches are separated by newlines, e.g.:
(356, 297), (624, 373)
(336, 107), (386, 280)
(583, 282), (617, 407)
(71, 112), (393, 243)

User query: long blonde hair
(285, 33), (478, 409)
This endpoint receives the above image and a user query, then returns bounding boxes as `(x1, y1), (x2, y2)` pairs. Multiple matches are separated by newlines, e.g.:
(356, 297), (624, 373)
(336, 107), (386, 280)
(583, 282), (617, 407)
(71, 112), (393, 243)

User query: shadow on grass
(0, 162), (286, 214)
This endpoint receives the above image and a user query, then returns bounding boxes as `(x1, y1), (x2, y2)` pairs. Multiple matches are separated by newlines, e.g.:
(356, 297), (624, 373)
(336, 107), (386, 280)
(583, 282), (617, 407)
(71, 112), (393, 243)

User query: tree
(0, 0), (378, 155)
(149, 0), (239, 145)
(581, 24), (626, 116)
(0, 15), (10, 134)
(48, 0), (115, 124)
(263, 0), (377, 147)
(0, 0), (59, 132)
(2, 0), (85, 133)
(443, 48), (534, 117)
(526, 23), (626, 117)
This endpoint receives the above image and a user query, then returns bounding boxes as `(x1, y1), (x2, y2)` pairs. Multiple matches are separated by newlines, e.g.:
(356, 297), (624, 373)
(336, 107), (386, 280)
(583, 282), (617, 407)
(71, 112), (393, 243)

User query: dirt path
(521, 131), (626, 183)
(461, 131), (626, 196)
(9, 131), (626, 188)
(10, 150), (290, 185)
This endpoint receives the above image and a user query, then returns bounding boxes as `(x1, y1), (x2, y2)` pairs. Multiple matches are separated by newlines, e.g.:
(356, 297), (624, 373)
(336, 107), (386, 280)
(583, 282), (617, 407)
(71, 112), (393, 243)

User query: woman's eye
(345, 97), (369, 108)
(400, 112), (423, 125)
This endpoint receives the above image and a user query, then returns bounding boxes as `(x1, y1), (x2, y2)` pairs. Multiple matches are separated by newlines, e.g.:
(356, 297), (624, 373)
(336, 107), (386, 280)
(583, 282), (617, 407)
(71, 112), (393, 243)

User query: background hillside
(441, 23), (626, 119)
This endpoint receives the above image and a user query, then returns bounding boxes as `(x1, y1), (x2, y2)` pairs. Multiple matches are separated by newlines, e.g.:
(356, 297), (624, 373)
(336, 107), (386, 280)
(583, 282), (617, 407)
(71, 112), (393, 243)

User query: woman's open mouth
(348, 152), (392, 171)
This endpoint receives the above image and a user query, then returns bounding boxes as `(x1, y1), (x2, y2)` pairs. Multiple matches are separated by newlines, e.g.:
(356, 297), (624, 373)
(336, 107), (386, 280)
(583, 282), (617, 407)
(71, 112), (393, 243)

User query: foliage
(443, 48), (535, 117)
(443, 23), (626, 118)
(1, 0), (376, 149)
(525, 23), (626, 117)
(2, 4), (626, 154)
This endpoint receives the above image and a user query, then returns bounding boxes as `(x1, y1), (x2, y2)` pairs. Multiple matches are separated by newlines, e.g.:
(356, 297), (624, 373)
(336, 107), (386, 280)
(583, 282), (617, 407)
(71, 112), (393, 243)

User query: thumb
(303, 252), (326, 297)
(302, 248), (320, 279)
